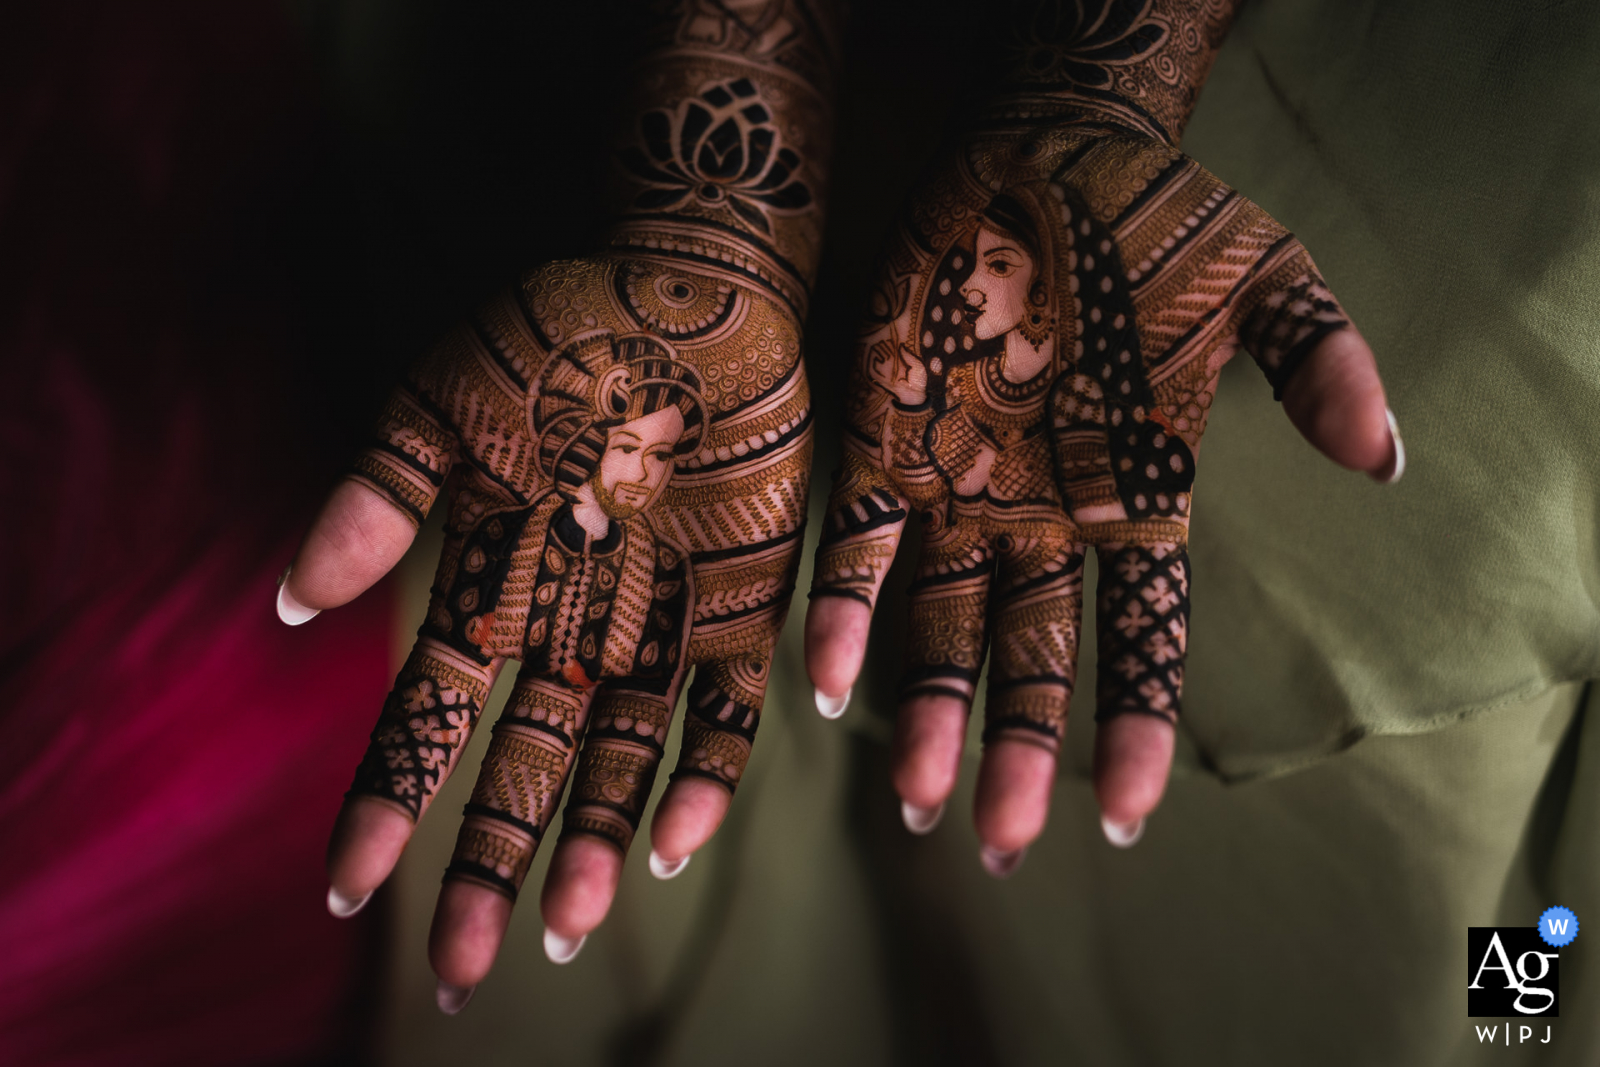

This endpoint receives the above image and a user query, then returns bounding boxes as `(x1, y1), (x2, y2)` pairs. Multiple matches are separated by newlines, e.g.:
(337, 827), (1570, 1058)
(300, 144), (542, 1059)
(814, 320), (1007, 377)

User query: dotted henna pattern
(811, 0), (1351, 746)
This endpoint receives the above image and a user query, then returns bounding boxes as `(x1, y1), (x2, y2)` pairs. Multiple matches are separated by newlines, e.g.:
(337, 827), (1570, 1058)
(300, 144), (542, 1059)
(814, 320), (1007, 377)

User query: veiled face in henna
(594, 406), (683, 518)
(962, 224), (1038, 340)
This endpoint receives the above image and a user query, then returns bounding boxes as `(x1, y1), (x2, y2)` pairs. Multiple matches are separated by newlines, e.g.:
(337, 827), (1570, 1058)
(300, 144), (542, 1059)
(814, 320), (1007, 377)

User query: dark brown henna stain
(985, 0), (1239, 146)
(810, 0), (1354, 735)
(1093, 542), (1188, 724)
(444, 676), (586, 898)
(337, 0), (842, 895)
(348, 643), (495, 819)
(1238, 269), (1348, 398)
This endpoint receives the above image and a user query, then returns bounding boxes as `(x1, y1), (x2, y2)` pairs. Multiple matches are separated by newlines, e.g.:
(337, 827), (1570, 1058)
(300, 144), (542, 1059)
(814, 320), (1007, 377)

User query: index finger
(805, 455), (911, 708)
(280, 382), (460, 622)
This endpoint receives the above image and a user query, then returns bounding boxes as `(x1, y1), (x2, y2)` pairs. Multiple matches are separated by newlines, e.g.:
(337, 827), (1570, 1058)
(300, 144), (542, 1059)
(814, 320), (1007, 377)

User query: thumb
(1281, 326), (1399, 482)
(1236, 250), (1399, 482)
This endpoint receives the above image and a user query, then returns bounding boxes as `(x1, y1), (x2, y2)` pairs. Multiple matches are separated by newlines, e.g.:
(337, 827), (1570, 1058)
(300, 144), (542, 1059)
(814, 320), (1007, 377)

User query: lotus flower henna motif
(620, 77), (811, 235)
(1009, 0), (1169, 90)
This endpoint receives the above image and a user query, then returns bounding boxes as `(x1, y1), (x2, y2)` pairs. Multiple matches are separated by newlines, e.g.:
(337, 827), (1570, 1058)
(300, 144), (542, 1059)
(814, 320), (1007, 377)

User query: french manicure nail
(1379, 407), (1405, 484)
(901, 800), (945, 835)
(326, 885), (372, 918)
(276, 569), (320, 626)
(544, 927), (587, 965)
(649, 850), (690, 880)
(436, 981), (475, 1015)
(1101, 815), (1146, 849)
(979, 845), (1028, 879)
(815, 687), (851, 720)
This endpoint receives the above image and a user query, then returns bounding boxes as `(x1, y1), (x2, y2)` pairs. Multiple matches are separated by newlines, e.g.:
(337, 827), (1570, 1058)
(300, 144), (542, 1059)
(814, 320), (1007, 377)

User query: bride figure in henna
(809, 0), (1396, 859)
(934, 195), (1060, 503)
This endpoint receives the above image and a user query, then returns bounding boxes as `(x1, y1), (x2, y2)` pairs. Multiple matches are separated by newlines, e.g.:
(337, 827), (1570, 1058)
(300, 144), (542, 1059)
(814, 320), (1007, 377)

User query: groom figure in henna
(350, 336), (711, 897)
(289, 1), (843, 1001)
(404, 336), (709, 896)
(489, 336), (703, 696)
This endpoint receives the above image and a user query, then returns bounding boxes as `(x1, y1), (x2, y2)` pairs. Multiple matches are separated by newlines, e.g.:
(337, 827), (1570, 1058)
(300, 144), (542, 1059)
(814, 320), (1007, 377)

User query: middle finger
(970, 530), (1086, 869)
(887, 517), (992, 826)
(428, 671), (594, 986)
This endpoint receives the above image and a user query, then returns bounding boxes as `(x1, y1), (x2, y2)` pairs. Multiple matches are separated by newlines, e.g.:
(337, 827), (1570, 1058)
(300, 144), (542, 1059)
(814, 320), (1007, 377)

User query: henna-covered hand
(806, 0), (1398, 873)
(279, 0), (840, 1006)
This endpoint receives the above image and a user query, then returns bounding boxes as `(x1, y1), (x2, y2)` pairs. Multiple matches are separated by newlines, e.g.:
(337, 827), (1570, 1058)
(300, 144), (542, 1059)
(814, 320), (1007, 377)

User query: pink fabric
(1, 3), (392, 1063)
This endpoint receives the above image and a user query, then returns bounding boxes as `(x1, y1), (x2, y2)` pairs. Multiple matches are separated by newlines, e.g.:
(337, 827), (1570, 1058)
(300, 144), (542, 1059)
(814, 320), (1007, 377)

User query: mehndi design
(812, 0), (1354, 746)
(344, 0), (840, 901)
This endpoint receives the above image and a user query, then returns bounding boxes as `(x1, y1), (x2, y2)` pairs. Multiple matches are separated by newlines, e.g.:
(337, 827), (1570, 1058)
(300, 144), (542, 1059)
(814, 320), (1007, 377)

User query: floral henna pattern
(341, 0), (840, 899)
(812, 0), (1351, 736)
(620, 77), (813, 236)
(1094, 542), (1187, 724)
(1006, 0), (1170, 93)
(989, 0), (1237, 146)
(349, 644), (495, 820)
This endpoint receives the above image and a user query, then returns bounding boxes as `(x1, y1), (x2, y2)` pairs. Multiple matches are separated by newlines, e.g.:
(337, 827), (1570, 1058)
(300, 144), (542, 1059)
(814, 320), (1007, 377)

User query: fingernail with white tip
(326, 885), (372, 918)
(979, 845), (1028, 879)
(901, 800), (945, 835)
(544, 927), (587, 965)
(436, 981), (474, 1015)
(276, 568), (319, 626)
(1378, 407), (1405, 484)
(815, 687), (851, 720)
(1101, 815), (1145, 849)
(649, 850), (690, 880)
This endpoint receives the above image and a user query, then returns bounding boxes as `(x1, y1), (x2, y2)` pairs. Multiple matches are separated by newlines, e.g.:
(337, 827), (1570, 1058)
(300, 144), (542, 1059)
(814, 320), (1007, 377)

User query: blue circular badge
(1539, 906), (1579, 948)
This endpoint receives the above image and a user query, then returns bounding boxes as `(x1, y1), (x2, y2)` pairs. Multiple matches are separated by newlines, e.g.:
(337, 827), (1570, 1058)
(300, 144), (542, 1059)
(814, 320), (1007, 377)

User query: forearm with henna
(332, 0), (841, 931)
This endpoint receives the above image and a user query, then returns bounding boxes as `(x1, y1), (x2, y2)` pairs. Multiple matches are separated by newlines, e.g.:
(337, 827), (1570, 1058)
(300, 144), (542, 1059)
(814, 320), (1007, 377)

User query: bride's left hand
(804, 118), (1398, 873)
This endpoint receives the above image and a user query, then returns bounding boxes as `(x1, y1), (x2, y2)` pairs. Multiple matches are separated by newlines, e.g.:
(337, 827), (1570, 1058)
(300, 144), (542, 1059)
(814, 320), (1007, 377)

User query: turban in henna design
(301, 0), (843, 995)
(533, 332), (711, 504)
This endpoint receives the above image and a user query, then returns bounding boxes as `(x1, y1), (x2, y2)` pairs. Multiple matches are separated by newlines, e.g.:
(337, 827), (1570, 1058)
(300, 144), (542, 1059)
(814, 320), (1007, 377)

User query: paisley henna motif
(341, 0), (840, 899)
(812, 0), (1351, 745)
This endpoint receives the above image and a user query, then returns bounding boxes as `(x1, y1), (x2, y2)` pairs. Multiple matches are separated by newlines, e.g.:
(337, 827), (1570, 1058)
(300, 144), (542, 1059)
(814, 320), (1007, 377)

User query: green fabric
(1174, 0), (1600, 777)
